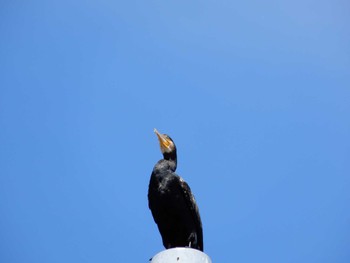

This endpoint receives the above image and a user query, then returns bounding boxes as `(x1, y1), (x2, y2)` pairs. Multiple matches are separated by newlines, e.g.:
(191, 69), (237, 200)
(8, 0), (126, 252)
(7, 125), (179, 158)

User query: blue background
(1, 1), (349, 262)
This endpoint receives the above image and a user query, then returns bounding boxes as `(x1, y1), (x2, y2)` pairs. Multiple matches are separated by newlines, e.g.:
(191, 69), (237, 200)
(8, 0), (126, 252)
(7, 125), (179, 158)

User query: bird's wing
(178, 177), (203, 251)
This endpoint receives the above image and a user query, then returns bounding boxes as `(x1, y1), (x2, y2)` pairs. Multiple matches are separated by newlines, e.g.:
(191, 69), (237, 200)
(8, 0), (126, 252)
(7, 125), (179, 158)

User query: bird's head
(154, 128), (176, 157)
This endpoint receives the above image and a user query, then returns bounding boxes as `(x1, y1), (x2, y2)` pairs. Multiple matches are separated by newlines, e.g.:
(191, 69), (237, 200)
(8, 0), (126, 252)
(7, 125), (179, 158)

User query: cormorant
(148, 129), (203, 251)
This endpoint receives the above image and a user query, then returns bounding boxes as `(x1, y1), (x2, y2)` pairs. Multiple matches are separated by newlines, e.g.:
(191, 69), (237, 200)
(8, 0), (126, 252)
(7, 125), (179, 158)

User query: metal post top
(150, 248), (212, 263)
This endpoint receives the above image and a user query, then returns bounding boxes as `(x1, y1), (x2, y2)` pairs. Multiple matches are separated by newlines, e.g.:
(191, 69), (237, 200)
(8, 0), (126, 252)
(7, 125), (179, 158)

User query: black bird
(148, 129), (203, 251)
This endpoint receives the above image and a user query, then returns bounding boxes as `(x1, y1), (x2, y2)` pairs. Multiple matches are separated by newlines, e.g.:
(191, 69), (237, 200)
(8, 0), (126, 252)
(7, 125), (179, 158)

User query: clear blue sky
(1, 1), (349, 262)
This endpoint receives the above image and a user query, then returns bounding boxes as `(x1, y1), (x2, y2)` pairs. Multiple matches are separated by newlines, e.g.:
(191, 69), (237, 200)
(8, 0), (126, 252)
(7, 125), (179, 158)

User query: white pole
(150, 248), (212, 263)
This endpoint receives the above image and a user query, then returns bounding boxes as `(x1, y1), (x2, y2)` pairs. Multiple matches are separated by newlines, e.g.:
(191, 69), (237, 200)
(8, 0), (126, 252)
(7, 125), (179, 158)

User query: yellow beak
(154, 128), (171, 149)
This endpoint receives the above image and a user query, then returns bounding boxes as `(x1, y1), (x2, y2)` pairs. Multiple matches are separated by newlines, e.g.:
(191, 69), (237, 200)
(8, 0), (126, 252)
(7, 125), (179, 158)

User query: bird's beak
(154, 128), (171, 149)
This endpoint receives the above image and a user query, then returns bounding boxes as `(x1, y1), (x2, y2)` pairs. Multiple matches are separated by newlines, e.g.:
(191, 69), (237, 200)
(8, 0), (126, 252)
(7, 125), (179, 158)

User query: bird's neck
(163, 151), (177, 171)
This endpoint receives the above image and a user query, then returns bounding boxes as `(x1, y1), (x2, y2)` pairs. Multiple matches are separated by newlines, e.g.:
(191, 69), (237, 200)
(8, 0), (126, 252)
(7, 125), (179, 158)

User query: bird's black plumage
(148, 129), (203, 251)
